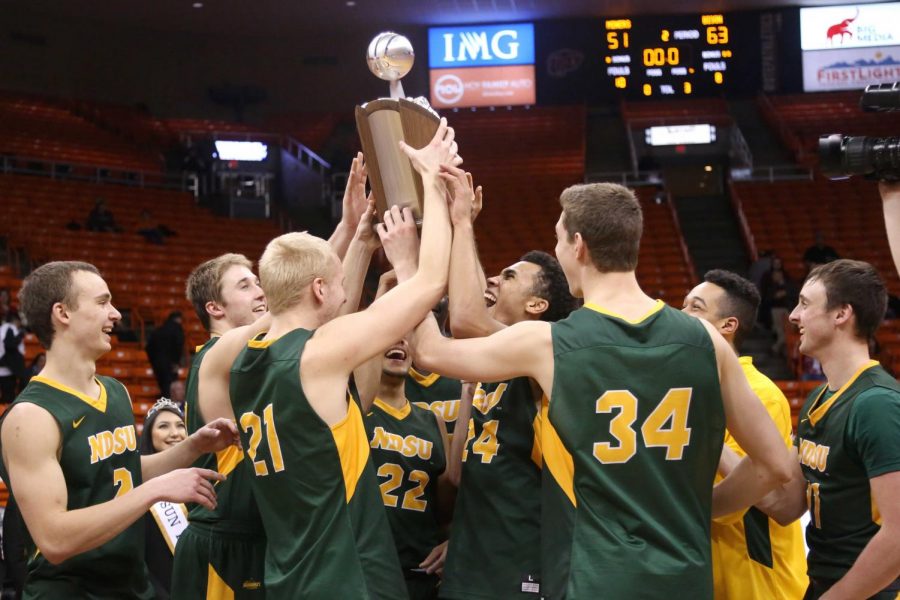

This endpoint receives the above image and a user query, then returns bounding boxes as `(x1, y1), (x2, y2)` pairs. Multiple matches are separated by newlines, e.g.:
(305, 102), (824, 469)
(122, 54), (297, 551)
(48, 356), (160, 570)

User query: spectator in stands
(760, 256), (798, 356)
(168, 379), (185, 411)
(0, 310), (26, 403)
(85, 198), (122, 233)
(0, 288), (10, 322)
(802, 230), (840, 274)
(139, 398), (189, 600)
(146, 311), (184, 397)
(748, 249), (774, 292)
(136, 210), (177, 245)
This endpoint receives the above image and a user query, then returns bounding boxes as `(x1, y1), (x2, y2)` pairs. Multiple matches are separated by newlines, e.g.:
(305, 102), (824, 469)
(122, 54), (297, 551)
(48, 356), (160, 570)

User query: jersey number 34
(593, 388), (692, 464)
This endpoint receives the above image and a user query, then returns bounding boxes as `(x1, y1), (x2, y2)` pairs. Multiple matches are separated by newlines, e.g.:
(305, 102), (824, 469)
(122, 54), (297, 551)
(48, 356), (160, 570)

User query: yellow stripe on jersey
(216, 446), (245, 479)
(407, 367), (440, 387)
(584, 299), (665, 325)
(373, 398), (412, 420)
(808, 360), (879, 426)
(31, 375), (108, 413)
(207, 563), (235, 599)
(530, 409), (543, 469)
(541, 398), (575, 506)
(330, 400), (370, 503)
(872, 495), (882, 526)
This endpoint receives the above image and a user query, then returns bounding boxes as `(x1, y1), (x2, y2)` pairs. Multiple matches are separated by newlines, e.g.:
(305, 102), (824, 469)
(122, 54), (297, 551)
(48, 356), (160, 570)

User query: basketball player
(171, 253), (268, 599)
(880, 181), (900, 276)
(411, 183), (794, 598)
(366, 336), (450, 599)
(437, 164), (576, 599)
(0, 261), (238, 598)
(196, 118), (459, 597)
(765, 260), (900, 599)
(683, 270), (807, 599)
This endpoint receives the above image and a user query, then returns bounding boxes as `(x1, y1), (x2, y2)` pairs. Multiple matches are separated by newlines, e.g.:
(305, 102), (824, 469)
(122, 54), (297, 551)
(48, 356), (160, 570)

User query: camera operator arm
(880, 181), (900, 277)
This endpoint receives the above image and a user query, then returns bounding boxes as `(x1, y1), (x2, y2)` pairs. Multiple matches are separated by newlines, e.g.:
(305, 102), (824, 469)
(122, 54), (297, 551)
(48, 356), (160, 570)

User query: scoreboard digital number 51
(604, 14), (733, 97)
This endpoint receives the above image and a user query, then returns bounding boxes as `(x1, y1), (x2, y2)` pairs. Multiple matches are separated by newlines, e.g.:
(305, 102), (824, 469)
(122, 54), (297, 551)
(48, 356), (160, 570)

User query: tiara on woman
(147, 397), (183, 419)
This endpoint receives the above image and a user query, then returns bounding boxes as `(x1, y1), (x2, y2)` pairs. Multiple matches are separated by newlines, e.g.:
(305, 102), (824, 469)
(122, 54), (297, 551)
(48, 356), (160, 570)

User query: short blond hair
(186, 253), (253, 331)
(259, 232), (336, 315)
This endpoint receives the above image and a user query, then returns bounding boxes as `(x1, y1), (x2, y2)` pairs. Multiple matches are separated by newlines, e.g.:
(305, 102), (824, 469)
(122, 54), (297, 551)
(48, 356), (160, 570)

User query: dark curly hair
(520, 251), (577, 322)
(703, 269), (761, 348)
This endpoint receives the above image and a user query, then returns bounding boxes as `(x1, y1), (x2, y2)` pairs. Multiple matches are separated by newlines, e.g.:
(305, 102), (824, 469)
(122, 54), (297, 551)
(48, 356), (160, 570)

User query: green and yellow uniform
(230, 329), (404, 598)
(545, 302), (725, 599)
(0, 375), (154, 599)
(171, 337), (266, 599)
(441, 377), (542, 599)
(796, 361), (900, 598)
(407, 367), (461, 438)
(711, 357), (808, 600)
(366, 398), (447, 599)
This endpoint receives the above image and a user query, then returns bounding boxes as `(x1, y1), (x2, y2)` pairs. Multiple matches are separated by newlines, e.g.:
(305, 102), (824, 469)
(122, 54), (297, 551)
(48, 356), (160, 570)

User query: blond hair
(259, 233), (336, 315)
(186, 253), (253, 331)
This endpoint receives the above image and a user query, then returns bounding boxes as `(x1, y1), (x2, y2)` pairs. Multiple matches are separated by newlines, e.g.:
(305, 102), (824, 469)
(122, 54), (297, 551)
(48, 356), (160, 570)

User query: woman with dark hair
(139, 398), (189, 600)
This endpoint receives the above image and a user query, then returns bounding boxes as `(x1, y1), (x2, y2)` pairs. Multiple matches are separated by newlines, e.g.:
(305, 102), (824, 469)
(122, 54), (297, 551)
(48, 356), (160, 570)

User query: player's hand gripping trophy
(356, 32), (452, 225)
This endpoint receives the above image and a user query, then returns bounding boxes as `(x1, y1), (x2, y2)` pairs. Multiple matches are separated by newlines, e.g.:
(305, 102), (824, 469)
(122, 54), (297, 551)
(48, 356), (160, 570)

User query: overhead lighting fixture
(346, 1), (356, 5)
(192, 2), (203, 7)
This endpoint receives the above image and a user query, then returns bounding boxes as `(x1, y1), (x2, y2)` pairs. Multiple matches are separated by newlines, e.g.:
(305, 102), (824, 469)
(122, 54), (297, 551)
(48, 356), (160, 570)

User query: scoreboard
(603, 13), (735, 97)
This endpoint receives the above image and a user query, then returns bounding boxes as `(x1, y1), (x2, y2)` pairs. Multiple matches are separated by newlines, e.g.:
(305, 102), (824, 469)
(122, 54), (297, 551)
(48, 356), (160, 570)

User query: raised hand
(341, 152), (369, 228)
(154, 467), (224, 510)
(376, 205), (419, 280)
(354, 193), (380, 252)
(399, 117), (463, 177)
(440, 165), (482, 227)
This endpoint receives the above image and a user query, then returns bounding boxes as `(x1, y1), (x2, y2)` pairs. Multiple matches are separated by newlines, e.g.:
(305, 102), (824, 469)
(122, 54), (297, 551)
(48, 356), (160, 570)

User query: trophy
(356, 32), (441, 221)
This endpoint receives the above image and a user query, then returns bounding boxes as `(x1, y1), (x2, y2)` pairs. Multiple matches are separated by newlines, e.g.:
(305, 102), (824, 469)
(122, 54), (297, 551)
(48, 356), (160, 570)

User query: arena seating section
(2, 90), (899, 452)
(759, 91), (900, 166)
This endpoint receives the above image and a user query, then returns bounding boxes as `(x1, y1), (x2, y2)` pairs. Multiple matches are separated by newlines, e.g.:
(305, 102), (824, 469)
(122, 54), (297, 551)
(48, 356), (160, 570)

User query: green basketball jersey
(183, 337), (263, 530)
(365, 398), (447, 571)
(229, 328), (405, 598)
(548, 302), (724, 599)
(0, 375), (154, 599)
(406, 367), (461, 436)
(796, 361), (900, 583)
(441, 376), (542, 600)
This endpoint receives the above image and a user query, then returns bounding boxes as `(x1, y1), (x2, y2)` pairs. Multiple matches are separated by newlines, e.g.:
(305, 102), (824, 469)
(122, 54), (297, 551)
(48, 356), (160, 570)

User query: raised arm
(413, 313), (554, 395)
(328, 152), (368, 260)
(707, 322), (794, 516)
(338, 195), (379, 318)
(446, 380), (476, 486)
(198, 313), (272, 425)
(353, 270), (399, 412)
(879, 181), (900, 277)
(307, 118), (458, 373)
(442, 166), (502, 339)
(1, 403), (222, 565)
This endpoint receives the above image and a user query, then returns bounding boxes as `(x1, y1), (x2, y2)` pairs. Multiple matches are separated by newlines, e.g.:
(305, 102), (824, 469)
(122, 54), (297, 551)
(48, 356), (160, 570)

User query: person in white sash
(140, 398), (190, 600)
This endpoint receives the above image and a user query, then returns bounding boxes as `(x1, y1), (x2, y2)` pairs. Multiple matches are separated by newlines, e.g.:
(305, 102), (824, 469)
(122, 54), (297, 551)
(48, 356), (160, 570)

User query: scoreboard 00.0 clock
(603, 13), (734, 97)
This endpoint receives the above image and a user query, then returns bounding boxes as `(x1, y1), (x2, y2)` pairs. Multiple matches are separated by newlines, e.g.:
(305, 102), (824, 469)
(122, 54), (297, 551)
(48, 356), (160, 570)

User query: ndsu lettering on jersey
(369, 426), (434, 460)
(88, 425), (138, 464)
(412, 399), (460, 423)
(798, 438), (830, 472)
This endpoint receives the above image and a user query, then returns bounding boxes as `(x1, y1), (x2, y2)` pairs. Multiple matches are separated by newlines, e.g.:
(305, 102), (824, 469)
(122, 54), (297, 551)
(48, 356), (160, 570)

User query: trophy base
(355, 98), (441, 222)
